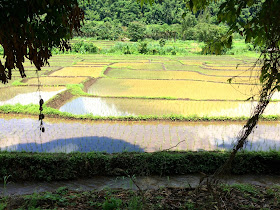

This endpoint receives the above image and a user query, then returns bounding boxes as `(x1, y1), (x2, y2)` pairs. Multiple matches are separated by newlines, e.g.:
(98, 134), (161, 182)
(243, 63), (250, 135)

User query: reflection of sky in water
(208, 101), (280, 117)
(0, 90), (65, 105)
(0, 117), (280, 153)
(59, 97), (280, 118)
(59, 97), (135, 116)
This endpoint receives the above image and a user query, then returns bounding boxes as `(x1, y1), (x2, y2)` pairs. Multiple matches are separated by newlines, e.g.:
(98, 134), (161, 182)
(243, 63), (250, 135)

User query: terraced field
(1, 54), (274, 118)
(2, 53), (280, 153)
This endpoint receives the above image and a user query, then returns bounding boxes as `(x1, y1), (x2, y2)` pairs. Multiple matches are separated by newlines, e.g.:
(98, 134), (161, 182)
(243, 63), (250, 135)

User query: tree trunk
(213, 70), (276, 177)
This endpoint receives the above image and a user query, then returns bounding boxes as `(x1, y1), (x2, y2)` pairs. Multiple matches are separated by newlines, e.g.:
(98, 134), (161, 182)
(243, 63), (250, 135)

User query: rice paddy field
(1, 52), (280, 153)
(1, 114), (280, 153)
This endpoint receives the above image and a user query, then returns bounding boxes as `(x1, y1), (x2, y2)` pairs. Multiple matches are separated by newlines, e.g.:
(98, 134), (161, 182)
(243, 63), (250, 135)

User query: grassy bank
(1, 184), (280, 209)
(1, 103), (280, 122)
(0, 151), (279, 182)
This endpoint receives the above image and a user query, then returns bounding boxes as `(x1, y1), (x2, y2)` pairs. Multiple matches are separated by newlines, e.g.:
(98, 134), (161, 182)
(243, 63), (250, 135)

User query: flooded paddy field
(0, 114), (279, 153)
(1, 54), (280, 154)
(59, 96), (280, 118)
(0, 87), (65, 105)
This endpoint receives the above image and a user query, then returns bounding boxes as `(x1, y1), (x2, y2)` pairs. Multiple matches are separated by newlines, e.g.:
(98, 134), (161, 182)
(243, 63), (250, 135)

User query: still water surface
(59, 96), (280, 117)
(0, 115), (279, 153)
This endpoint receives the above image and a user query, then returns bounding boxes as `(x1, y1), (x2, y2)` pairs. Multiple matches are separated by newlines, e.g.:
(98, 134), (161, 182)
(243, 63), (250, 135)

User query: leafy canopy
(0, 0), (84, 84)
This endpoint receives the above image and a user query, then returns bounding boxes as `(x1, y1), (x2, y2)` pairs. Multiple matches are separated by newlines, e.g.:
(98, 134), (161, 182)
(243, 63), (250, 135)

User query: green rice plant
(127, 196), (143, 210)
(2, 175), (11, 196)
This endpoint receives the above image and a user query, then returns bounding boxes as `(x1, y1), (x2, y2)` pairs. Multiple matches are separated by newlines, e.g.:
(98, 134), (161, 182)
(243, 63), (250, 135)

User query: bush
(0, 151), (280, 182)
(71, 41), (98, 53)
(159, 38), (166, 47)
(127, 21), (146, 41)
(83, 43), (98, 53)
(138, 42), (148, 54)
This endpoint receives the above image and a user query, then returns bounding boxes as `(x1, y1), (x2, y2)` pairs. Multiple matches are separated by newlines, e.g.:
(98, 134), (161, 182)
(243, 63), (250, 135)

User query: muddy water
(1, 174), (280, 196)
(0, 114), (280, 153)
(59, 96), (280, 118)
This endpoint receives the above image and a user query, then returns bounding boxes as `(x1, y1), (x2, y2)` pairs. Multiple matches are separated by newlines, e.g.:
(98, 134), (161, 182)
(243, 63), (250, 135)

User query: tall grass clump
(66, 84), (89, 96)
(71, 41), (99, 54)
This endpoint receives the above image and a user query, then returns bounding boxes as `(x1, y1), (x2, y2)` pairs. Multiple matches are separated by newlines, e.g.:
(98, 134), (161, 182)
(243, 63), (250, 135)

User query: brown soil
(45, 89), (74, 109)
(103, 67), (112, 75)
(82, 77), (98, 92)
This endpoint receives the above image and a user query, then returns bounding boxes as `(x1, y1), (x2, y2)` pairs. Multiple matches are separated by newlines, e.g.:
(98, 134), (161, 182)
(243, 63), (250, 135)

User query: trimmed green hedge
(0, 151), (280, 182)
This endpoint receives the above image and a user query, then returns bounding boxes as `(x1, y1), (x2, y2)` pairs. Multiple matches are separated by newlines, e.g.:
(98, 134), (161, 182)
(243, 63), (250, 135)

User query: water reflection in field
(0, 87), (65, 105)
(59, 97), (134, 116)
(60, 96), (280, 118)
(0, 115), (279, 153)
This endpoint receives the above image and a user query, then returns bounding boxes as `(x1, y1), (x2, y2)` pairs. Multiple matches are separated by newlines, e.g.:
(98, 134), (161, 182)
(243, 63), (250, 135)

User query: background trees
(127, 21), (146, 41)
(78, 0), (227, 42)
(0, 0), (84, 84)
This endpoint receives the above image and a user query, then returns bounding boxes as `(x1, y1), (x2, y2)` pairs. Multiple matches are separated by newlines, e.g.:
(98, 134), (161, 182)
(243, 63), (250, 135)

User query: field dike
(45, 89), (74, 109)
(83, 77), (99, 92)
(45, 77), (98, 109)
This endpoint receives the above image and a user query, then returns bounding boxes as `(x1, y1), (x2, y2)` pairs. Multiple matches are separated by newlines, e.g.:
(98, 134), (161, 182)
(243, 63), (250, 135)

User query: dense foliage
(1, 151), (280, 182)
(79, 0), (186, 25)
(0, 0), (84, 84)
(77, 0), (231, 42)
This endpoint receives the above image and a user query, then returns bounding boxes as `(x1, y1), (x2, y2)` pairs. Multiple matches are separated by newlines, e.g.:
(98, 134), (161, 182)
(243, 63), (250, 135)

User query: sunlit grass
(50, 66), (104, 77)
(87, 78), (259, 100)
(105, 68), (257, 84)
(164, 61), (204, 71)
(74, 62), (110, 66)
(110, 63), (163, 70)
(25, 76), (87, 86)
(201, 69), (260, 78)
(203, 65), (261, 71)
(180, 61), (205, 66)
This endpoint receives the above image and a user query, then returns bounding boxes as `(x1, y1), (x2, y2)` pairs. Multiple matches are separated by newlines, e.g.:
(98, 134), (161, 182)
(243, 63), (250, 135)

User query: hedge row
(1, 151), (280, 182)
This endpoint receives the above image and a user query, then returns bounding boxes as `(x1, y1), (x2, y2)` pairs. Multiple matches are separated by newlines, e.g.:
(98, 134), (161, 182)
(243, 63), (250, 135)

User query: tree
(0, 0), (84, 84)
(187, 0), (280, 177)
(139, 0), (280, 176)
(127, 21), (146, 41)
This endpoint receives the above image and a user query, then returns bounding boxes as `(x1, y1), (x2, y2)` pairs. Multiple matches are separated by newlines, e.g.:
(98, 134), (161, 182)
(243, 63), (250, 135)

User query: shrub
(83, 43), (98, 53)
(0, 151), (279, 182)
(159, 38), (166, 47)
(138, 42), (148, 54)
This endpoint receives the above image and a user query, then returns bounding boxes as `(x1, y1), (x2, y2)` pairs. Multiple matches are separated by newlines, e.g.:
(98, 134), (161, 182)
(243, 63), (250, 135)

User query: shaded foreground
(1, 184), (280, 209)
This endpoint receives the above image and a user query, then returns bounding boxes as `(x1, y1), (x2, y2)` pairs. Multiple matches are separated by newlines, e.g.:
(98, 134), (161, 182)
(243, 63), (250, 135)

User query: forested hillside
(79, 0), (187, 25)
(77, 0), (228, 41)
